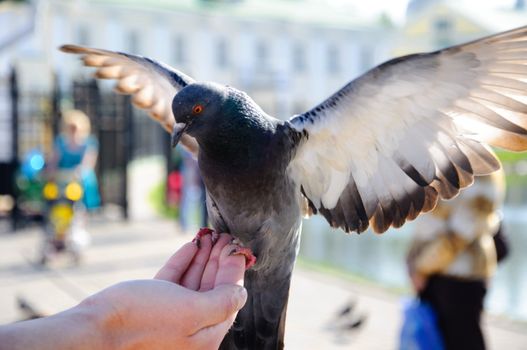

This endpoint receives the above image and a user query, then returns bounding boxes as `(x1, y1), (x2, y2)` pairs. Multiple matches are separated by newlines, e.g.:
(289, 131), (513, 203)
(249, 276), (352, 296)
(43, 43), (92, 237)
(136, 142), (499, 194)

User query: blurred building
(0, 0), (393, 118)
(395, 0), (527, 55)
(0, 0), (395, 221)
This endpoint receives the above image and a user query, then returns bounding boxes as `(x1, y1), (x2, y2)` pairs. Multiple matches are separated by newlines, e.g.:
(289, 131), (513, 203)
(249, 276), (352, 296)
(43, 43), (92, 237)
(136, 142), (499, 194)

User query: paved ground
(1, 219), (526, 349)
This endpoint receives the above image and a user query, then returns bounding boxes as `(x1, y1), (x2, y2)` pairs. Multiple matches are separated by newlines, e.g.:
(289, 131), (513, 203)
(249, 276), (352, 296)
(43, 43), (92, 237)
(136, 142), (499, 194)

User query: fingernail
(192, 237), (201, 249)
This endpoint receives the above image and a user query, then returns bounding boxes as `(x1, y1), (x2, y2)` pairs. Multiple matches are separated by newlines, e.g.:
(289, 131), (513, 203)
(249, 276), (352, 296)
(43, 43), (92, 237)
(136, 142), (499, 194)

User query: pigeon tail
(220, 269), (292, 350)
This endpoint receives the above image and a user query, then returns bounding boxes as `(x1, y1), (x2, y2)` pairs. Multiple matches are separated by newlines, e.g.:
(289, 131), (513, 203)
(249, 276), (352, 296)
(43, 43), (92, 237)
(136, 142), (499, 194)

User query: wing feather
(458, 139), (501, 174)
(60, 44), (199, 155)
(287, 25), (527, 233)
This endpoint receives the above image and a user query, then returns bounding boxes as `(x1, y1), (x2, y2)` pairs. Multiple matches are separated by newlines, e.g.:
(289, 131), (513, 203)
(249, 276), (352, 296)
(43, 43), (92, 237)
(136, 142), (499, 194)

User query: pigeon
(61, 25), (527, 349)
(326, 298), (366, 336)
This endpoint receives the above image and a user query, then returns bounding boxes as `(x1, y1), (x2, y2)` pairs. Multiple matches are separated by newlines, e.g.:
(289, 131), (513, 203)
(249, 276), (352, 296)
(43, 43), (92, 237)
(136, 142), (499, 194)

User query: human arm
(408, 232), (467, 292)
(0, 232), (248, 350)
(79, 136), (98, 173)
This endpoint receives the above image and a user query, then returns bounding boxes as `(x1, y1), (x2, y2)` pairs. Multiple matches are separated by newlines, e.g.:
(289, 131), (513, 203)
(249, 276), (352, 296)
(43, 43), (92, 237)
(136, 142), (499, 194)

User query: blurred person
(179, 148), (208, 232)
(0, 232), (250, 350)
(406, 169), (506, 350)
(40, 110), (100, 263)
(48, 109), (100, 211)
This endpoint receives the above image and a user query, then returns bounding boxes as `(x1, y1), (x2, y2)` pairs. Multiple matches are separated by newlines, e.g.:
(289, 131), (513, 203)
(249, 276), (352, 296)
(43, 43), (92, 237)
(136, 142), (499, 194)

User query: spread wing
(288, 25), (527, 233)
(60, 45), (199, 155)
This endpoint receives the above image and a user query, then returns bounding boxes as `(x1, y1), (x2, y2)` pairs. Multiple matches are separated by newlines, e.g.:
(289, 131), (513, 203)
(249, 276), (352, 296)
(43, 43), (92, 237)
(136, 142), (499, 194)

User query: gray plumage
(60, 25), (527, 349)
(172, 83), (302, 348)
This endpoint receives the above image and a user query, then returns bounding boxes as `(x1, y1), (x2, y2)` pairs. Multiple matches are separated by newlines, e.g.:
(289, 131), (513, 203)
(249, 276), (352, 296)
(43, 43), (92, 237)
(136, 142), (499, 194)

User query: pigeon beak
(171, 122), (188, 148)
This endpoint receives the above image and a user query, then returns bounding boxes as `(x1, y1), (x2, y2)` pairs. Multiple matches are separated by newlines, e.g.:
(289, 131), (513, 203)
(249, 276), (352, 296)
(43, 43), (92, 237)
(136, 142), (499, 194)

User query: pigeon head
(170, 82), (227, 147)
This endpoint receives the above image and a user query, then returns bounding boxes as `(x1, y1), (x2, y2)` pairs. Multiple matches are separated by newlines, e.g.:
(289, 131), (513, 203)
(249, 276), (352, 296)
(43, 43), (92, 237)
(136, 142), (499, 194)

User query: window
(292, 43), (305, 73)
(173, 35), (186, 64)
(434, 18), (452, 31)
(360, 45), (373, 71)
(127, 31), (139, 53)
(256, 40), (269, 70)
(433, 17), (453, 48)
(216, 38), (229, 68)
(327, 44), (340, 74)
(77, 25), (90, 46)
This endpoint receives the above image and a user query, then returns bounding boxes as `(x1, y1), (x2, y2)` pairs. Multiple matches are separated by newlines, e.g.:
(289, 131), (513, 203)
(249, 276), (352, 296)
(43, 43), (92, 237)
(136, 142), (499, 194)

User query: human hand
(82, 231), (250, 350)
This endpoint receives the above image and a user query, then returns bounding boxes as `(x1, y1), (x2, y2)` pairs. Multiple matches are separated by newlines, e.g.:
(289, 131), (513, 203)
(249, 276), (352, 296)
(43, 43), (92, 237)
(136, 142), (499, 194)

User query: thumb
(193, 284), (247, 331)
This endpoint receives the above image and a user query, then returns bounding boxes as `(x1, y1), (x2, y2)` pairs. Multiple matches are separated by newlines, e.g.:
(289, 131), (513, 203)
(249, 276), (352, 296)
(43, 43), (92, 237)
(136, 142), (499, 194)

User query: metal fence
(72, 79), (132, 218)
(0, 72), (17, 230)
(0, 68), (168, 231)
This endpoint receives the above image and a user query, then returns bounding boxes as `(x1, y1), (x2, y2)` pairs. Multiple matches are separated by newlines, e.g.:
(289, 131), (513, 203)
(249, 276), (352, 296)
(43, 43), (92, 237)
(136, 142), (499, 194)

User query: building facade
(1, 0), (393, 118)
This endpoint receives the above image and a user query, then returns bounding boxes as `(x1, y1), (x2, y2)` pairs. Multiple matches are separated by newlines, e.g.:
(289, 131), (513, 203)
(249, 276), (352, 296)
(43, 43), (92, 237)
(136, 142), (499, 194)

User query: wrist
(73, 298), (118, 350)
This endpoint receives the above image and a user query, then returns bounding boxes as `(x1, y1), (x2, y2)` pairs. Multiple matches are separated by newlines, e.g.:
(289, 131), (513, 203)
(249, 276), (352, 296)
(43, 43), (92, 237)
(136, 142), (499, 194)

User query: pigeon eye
(192, 105), (204, 115)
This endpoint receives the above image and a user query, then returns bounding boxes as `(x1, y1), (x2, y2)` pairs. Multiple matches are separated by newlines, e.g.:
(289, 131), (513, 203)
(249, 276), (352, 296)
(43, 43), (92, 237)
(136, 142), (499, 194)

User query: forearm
(80, 150), (98, 171)
(0, 304), (108, 350)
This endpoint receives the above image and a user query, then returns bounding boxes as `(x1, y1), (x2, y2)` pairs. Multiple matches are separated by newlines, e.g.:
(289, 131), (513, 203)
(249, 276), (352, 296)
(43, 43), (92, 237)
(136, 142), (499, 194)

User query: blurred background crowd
(0, 0), (526, 348)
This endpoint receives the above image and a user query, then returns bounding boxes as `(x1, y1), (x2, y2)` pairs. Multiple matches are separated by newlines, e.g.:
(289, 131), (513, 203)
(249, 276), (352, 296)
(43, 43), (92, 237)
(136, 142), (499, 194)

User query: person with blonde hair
(407, 169), (507, 350)
(49, 109), (100, 210)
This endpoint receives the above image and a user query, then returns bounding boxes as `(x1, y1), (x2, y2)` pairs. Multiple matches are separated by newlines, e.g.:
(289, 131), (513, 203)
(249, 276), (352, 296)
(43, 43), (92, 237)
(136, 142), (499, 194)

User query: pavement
(1, 219), (526, 349)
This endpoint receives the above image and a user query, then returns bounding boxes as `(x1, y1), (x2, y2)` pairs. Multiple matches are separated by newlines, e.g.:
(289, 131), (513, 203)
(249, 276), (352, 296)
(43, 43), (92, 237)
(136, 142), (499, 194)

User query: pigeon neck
(198, 97), (274, 166)
(198, 120), (269, 166)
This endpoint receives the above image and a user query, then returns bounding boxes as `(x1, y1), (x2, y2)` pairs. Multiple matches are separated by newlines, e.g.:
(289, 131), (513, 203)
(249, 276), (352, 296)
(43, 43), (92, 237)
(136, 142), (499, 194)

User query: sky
(335, 0), (519, 24)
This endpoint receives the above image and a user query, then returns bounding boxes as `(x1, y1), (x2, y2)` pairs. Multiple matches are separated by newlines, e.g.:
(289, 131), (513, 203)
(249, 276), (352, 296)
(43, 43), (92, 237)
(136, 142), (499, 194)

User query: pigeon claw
(192, 227), (216, 248)
(229, 246), (257, 270)
(230, 237), (245, 247)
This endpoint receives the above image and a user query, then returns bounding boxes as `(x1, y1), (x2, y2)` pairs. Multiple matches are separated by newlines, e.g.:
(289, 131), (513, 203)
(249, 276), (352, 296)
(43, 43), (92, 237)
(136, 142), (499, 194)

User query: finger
(191, 284), (247, 332)
(154, 241), (198, 283)
(199, 233), (233, 292)
(214, 244), (247, 288)
(180, 233), (213, 290)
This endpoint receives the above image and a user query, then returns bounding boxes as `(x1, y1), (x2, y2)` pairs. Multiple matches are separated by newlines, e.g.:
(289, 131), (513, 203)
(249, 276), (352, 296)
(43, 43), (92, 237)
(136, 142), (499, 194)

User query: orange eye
(192, 105), (204, 114)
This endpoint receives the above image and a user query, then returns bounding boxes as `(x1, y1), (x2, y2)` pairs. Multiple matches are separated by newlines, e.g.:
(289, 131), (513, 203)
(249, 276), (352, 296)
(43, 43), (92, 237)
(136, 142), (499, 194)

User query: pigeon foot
(192, 227), (217, 248)
(230, 237), (245, 246)
(229, 246), (257, 270)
